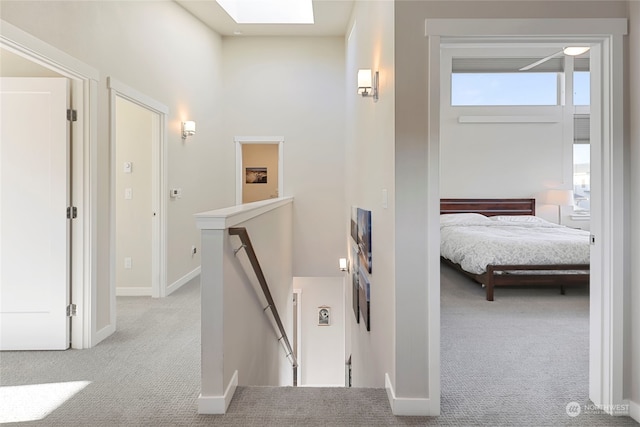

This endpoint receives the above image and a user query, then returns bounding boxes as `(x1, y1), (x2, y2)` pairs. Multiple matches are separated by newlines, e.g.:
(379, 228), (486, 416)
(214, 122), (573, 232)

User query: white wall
(629, 1), (640, 421)
(221, 37), (346, 277)
(0, 1), (227, 334)
(294, 277), (345, 387)
(345, 1), (396, 389)
(115, 96), (152, 293)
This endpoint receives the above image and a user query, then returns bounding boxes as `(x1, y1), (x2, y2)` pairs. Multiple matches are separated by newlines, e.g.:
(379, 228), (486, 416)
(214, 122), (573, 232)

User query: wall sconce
(182, 121), (196, 140)
(339, 258), (349, 272)
(357, 69), (379, 102)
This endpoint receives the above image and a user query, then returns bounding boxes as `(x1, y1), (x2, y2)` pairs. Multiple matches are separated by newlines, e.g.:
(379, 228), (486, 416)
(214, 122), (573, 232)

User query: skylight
(216, 0), (314, 24)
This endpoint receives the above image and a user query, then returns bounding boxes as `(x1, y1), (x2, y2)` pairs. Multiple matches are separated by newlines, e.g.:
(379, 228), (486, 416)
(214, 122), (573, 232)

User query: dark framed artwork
(351, 242), (360, 323)
(350, 206), (358, 243)
(245, 167), (268, 184)
(357, 208), (372, 273)
(358, 265), (371, 331)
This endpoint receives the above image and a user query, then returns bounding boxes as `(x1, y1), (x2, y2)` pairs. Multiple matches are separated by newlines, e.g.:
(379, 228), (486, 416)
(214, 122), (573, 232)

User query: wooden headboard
(440, 198), (536, 217)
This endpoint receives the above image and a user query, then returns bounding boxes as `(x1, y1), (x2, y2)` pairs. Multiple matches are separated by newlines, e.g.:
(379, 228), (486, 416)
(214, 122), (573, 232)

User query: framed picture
(358, 266), (371, 331)
(351, 243), (360, 323)
(357, 208), (372, 273)
(245, 167), (268, 184)
(350, 206), (358, 243)
(318, 306), (331, 326)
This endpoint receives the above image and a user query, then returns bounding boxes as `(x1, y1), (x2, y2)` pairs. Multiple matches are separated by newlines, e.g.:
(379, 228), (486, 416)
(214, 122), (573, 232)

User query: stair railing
(229, 227), (298, 386)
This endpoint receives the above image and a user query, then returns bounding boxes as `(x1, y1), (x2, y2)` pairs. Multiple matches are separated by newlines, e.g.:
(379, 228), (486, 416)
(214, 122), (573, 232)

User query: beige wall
(221, 36), (346, 277)
(115, 96), (152, 291)
(242, 144), (279, 203)
(345, 0), (396, 389)
(0, 1), (227, 333)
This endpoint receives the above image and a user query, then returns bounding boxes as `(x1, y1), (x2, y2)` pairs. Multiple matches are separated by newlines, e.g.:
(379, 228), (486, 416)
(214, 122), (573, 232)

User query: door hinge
(67, 109), (77, 122)
(67, 304), (77, 317)
(67, 206), (77, 219)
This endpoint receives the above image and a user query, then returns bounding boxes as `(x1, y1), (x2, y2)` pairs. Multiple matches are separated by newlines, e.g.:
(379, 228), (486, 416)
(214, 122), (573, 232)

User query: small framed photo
(318, 306), (331, 326)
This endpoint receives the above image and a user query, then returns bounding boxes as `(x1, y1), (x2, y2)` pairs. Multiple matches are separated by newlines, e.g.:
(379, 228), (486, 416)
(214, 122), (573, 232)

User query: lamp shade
(542, 189), (574, 206)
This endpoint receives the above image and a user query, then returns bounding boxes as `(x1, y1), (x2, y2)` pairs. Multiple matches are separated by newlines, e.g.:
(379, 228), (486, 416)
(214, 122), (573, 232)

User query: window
(451, 73), (558, 106)
(573, 114), (590, 212)
(573, 71), (590, 106)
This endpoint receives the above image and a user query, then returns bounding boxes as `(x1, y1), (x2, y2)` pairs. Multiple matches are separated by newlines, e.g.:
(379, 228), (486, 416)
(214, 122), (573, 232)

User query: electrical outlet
(191, 246), (197, 256)
(124, 257), (132, 269)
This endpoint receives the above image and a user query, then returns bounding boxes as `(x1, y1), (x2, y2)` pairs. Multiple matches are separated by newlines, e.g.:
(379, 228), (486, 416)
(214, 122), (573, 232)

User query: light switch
(123, 161), (133, 173)
(382, 189), (388, 209)
(125, 188), (132, 200)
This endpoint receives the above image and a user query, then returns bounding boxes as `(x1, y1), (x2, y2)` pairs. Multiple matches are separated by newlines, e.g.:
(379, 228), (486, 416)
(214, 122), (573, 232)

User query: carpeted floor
(0, 268), (637, 426)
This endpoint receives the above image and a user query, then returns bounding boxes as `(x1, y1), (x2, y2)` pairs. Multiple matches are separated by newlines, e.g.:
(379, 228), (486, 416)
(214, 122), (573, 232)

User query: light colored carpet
(0, 269), (637, 426)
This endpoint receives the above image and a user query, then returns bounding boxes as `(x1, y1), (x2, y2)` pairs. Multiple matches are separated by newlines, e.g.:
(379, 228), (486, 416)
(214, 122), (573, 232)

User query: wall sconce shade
(182, 121), (196, 140)
(339, 258), (348, 272)
(357, 69), (379, 102)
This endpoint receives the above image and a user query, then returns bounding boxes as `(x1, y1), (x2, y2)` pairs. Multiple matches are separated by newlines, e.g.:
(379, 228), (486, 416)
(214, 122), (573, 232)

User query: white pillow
(440, 213), (492, 226)
(490, 215), (548, 223)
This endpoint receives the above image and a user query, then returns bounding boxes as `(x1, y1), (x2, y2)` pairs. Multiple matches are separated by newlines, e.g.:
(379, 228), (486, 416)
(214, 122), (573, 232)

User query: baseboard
(629, 399), (640, 422)
(198, 370), (238, 414)
(385, 373), (439, 416)
(167, 267), (201, 296)
(93, 324), (115, 347)
(116, 286), (152, 296)
(299, 383), (345, 387)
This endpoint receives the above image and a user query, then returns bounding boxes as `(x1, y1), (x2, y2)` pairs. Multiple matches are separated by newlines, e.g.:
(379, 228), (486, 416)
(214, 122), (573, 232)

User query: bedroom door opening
(428, 19), (627, 416)
(109, 77), (168, 301)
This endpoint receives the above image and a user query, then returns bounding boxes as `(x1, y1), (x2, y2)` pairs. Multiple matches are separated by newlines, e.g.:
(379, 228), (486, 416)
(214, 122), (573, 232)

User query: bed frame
(440, 198), (590, 301)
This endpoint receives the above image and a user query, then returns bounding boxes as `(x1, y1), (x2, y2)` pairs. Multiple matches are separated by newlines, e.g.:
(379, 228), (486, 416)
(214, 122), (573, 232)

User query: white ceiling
(175, 0), (354, 37)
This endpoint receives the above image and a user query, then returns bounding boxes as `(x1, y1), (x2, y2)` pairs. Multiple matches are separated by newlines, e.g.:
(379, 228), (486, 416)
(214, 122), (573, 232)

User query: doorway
(108, 77), (168, 301)
(235, 137), (284, 205)
(0, 25), (98, 348)
(114, 96), (154, 297)
(425, 19), (627, 414)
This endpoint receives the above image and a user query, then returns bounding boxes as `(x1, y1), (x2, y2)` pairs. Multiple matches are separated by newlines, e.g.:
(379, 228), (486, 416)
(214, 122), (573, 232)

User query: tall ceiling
(175, 0), (354, 37)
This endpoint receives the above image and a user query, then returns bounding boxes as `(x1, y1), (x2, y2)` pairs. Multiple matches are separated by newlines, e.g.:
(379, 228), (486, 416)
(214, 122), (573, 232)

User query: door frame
(234, 136), (284, 205)
(425, 18), (628, 414)
(108, 77), (168, 300)
(0, 20), (99, 348)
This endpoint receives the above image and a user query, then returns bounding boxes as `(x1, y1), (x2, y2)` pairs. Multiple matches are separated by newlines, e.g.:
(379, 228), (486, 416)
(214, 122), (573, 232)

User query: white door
(0, 77), (70, 350)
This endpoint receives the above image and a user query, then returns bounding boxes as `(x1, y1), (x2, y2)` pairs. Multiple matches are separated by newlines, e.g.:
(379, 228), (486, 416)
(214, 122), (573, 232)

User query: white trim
(426, 18), (627, 417)
(107, 77), (168, 300)
(1, 19), (99, 349)
(116, 287), (153, 297)
(198, 370), (238, 414)
(94, 324), (116, 345)
(234, 136), (285, 205)
(293, 288), (302, 386)
(385, 374), (438, 416)
(425, 18), (627, 37)
(195, 197), (294, 230)
(629, 400), (640, 423)
(458, 116), (560, 124)
(166, 267), (201, 296)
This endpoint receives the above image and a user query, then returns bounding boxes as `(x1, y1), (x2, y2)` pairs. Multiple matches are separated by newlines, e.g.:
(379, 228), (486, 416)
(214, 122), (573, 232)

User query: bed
(440, 198), (590, 301)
